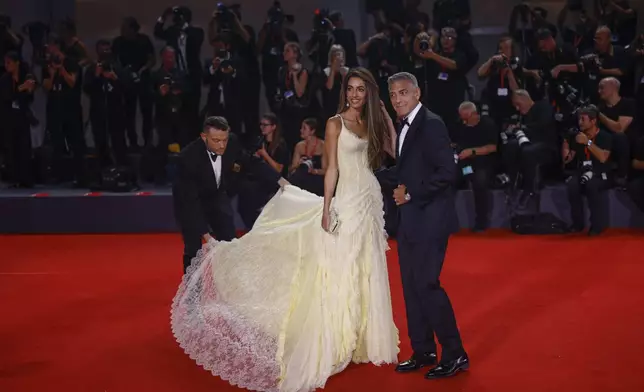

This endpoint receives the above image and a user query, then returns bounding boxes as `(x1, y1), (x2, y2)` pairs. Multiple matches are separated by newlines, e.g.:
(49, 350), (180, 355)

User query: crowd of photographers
(1, 0), (644, 234)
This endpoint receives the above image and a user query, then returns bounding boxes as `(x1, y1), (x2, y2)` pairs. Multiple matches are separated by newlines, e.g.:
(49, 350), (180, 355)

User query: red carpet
(1, 231), (644, 392)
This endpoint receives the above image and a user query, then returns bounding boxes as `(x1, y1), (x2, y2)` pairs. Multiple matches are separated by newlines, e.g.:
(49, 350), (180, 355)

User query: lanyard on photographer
(499, 68), (508, 88)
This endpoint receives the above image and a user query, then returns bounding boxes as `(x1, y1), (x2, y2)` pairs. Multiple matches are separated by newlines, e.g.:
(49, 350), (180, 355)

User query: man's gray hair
(458, 101), (477, 112)
(387, 72), (419, 88)
(601, 76), (621, 89)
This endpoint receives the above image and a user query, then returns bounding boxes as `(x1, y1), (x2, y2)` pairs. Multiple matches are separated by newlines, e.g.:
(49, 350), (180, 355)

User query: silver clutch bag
(328, 208), (340, 234)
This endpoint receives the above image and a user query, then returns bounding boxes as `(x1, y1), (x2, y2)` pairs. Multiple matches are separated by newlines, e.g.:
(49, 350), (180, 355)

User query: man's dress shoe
(425, 355), (469, 379)
(395, 352), (437, 373)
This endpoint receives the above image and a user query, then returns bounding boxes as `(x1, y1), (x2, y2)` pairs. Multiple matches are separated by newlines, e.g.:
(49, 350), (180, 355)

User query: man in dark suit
(154, 6), (205, 132)
(387, 72), (469, 379)
(172, 116), (288, 273)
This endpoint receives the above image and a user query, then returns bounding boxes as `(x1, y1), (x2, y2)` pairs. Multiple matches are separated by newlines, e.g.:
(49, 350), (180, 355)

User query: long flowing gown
(171, 116), (400, 392)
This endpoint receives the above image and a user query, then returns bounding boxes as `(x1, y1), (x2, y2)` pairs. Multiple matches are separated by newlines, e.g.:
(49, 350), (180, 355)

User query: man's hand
(575, 132), (589, 145)
(458, 149), (473, 160)
(277, 177), (290, 189)
(393, 184), (410, 206)
(159, 84), (170, 96)
(202, 233), (213, 243)
(221, 65), (235, 74)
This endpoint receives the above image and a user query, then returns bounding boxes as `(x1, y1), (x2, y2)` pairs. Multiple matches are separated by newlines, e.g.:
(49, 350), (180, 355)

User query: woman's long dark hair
(261, 112), (283, 155)
(336, 67), (387, 170)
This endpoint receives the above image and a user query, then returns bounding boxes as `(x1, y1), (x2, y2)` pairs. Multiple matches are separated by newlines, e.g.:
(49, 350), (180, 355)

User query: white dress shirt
(209, 151), (222, 187)
(398, 102), (423, 156)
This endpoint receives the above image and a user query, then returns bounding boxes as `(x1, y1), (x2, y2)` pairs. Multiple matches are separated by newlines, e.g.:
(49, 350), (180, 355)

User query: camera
(50, 54), (63, 66)
(500, 119), (531, 147)
(98, 62), (112, 72)
(268, 1), (284, 26)
(214, 3), (235, 32)
(580, 161), (593, 185)
(313, 8), (331, 32)
(496, 54), (520, 70)
(171, 6), (187, 26)
(418, 35), (433, 52)
(215, 48), (231, 69)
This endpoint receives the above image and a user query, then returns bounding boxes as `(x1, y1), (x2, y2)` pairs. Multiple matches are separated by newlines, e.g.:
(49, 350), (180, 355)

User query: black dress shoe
(395, 352), (437, 373)
(425, 355), (469, 379)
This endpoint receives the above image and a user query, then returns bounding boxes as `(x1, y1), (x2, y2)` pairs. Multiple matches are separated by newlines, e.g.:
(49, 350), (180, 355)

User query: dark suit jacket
(172, 135), (280, 236)
(391, 106), (460, 242)
(153, 23), (204, 81)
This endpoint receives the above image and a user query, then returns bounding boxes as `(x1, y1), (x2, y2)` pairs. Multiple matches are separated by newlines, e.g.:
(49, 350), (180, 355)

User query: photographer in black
(597, 77), (637, 186)
(580, 26), (630, 104)
(501, 90), (559, 203)
(417, 27), (468, 130)
(57, 19), (90, 67)
(452, 102), (499, 231)
(209, 3), (261, 144)
(237, 112), (289, 228)
(477, 35), (522, 128)
(83, 39), (128, 168)
(562, 105), (612, 235)
(257, 1), (298, 106)
(0, 15), (23, 75)
(306, 8), (336, 72)
(557, 4), (597, 55)
(42, 39), (86, 186)
(321, 45), (349, 121)
(524, 29), (581, 105)
(0, 52), (35, 188)
(201, 36), (246, 144)
(152, 46), (190, 182)
(400, 23), (435, 107)
(112, 17), (156, 150)
(154, 6), (205, 134)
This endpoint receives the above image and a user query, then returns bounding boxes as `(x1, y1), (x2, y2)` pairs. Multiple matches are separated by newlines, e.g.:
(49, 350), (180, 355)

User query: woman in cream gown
(171, 67), (399, 392)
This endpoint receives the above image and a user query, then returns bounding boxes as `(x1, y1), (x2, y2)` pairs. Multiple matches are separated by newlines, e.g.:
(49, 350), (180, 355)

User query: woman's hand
(321, 210), (330, 232)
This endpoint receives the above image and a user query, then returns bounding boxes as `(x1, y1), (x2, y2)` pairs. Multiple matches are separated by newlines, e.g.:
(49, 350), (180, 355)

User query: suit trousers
(398, 236), (465, 361)
(181, 201), (237, 273)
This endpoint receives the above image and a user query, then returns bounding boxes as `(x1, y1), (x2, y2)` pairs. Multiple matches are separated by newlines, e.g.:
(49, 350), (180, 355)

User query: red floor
(1, 231), (644, 392)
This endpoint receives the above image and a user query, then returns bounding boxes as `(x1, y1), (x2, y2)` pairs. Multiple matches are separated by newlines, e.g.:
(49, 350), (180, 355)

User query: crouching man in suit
(172, 116), (290, 273)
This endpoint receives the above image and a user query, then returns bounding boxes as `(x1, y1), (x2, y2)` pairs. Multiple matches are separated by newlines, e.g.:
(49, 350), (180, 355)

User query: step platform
(1, 185), (643, 234)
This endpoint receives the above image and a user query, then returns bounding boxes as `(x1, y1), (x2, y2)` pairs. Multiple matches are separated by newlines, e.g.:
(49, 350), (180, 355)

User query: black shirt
(599, 97), (636, 135)
(0, 63), (34, 118)
(450, 116), (498, 168)
(425, 49), (468, 124)
(525, 44), (580, 102)
(583, 46), (630, 104)
(484, 58), (523, 122)
(572, 129), (613, 174)
(265, 139), (290, 177)
(523, 100), (558, 148)
(112, 34), (155, 76)
(43, 58), (82, 112)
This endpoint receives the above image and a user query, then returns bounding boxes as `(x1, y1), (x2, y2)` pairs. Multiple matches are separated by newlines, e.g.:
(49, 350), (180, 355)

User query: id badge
(11, 101), (19, 109)
(601, 173), (607, 181)
(462, 165), (473, 175)
(414, 60), (423, 69)
(270, 47), (279, 55)
(497, 88), (508, 96)
(588, 74), (597, 80)
(583, 160), (592, 166)
(132, 72), (140, 83)
(284, 90), (294, 99)
(438, 72), (449, 81)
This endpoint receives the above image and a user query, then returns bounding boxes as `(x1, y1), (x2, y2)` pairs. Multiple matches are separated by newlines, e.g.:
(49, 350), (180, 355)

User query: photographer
(452, 102), (499, 231)
(401, 23), (436, 107)
(42, 39), (86, 186)
(257, 1), (298, 106)
(524, 28), (580, 105)
(202, 37), (246, 145)
(501, 90), (559, 201)
(0, 52), (35, 188)
(627, 136), (644, 210)
(274, 42), (310, 153)
(0, 15), (23, 75)
(557, 4), (597, 55)
(477, 35), (522, 128)
(154, 6), (205, 132)
(83, 39), (128, 168)
(417, 27), (468, 129)
(322, 45), (349, 121)
(597, 77), (636, 186)
(306, 8), (336, 72)
(112, 17), (156, 149)
(288, 117), (325, 196)
(237, 113), (289, 228)
(152, 46), (190, 182)
(209, 4), (261, 143)
(581, 26), (630, 103)
(563, 106), (612, 235)
(57, 19), (90, 67)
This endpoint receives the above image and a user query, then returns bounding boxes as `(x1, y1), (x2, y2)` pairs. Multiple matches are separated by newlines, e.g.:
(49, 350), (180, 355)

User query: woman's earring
(346, 101), (349, 107)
